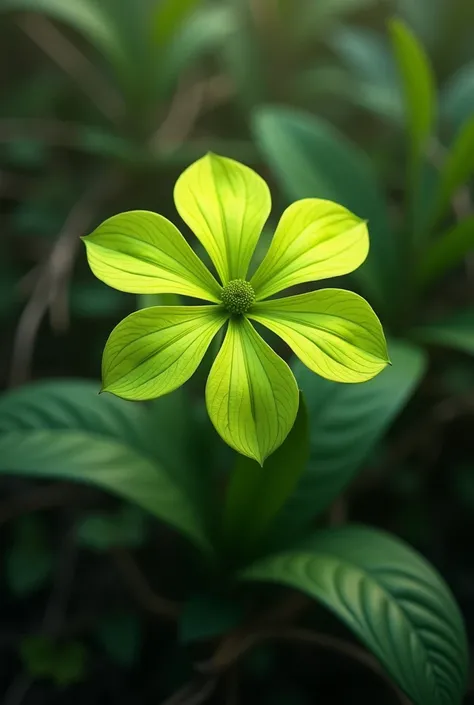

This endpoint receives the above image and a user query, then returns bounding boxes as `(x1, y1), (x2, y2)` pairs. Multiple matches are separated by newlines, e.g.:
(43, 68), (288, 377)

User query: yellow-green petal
(83, 210), (222, 302)
(102, 306), (227, 400)
(205, 318), (299, 464)
(249, 289), (389, 383)
(251, 199), (368, 301)
(174, 153), (271, 284)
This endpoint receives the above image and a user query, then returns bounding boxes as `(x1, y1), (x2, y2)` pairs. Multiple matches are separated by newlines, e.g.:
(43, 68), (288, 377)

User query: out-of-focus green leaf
(268, 340), (426, 544)
(252, 106), (397, 314)
(77, 505), (147, 551)
(417, 216), (474, 289)
(96, 613), (141, 667)
(70, 280), (126, 317)
(222, 395), (308, 560)
(330, 27), (404, 124)
(153, 0), (202, 46)
(0, 381), (212, 554)
(179, 593), (244, 644)
(5, 516), (53, 596)
(442, 62), (474, 133)
(242, 525), (468, 705)
(396, 0), (445, 49)
(388, 19), (436, 174)
(431, 117), (474, 224)
(413, 309), (474, 355)
(20, 636), (87, 686)
(0, 0), (124, 66)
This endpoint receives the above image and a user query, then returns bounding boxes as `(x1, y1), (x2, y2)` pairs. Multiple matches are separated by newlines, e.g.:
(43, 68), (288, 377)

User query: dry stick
(18, 14), (124, 123)
(111, 548), (182, 621)
(9, 172), (122, 387)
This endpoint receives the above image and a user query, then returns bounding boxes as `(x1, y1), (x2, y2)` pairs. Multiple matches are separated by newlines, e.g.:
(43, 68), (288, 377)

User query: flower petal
(249, 289), (389, 383)
(251, 199), (368, 300)
(102, 306), (227, 400)
(83, 210), (222, 302)
(205, 318), (299, 464)
(174, 153), (271, 283)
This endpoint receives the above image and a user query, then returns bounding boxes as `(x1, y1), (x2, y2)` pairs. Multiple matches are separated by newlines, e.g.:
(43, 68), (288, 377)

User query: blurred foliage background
(2, 0), (474, 702)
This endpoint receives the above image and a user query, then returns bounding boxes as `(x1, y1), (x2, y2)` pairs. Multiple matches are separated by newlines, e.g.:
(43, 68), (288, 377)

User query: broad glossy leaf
(417, 216), (474, 289)
(102, 305), (227, 401)
(413, 309), (474, 355)
(269, 340), (426, 541)
(250, 199), (368, 301)
(205, 318), (299, 464)
(83, 210), (221, 302)
(0, 381), (211, 553)
(223, 395), (308, 560)
(242, 525), (468, 705)
(174, 153), (271, 283)
(250, 289), (389, 383)
(389, 19), (436, 168)
(252, 107), (397, 312)
(432, 117), (474, 223)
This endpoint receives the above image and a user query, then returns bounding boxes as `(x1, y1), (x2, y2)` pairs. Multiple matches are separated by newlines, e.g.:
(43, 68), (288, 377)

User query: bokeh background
(1, 0), (474, 703)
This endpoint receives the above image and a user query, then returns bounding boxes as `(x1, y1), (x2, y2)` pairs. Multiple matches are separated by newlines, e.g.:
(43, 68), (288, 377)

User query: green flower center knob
(221, 279), (255, 315)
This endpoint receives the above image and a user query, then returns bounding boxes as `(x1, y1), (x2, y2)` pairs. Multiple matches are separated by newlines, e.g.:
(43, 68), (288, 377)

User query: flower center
(221, 279), (255, 315)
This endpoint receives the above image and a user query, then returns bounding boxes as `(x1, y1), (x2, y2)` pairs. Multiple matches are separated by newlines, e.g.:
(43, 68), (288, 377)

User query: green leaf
(102, 305), (227, 401)
(153, 0), (201, 46)
(431, 117), (474, 224)
(179, 593), (244, 643)
(413, 309), (474, 355)
(222, 394), (308, 561)
(96, 613), (141, 667)
(0, 381), (212, 554)
(250, 289), (389, 383)
(20, 636), (87, 686)
(83, 210), (222, 302)
(252, 106), (397, 313)
(77, 505), (147, 551)
(250, 199), (369, 301)
(388, 19), (436, 171)
(242, 524), (468, 705)
(174, 153), (271, 283)
(206, 317), (299, 464)
(269, 340), (426, 542)
(442, 62), (474, 133)
(417, 216), (474, 289)
(6, 516), (53, 596)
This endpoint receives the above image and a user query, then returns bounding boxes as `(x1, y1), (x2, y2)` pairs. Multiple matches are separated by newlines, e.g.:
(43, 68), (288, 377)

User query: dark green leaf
(252, 106), (397, 314)
(179, 593), (244, 644)
(442, 62), (474, 133)
(242, 524), (468, 705)
(5, 516), (53, 596)
(153, 0), (202, 47)
(76, 505), (147, 551)
(417, 216), (474, 289)
(96, 613), (141, 667)
(222, 395), (308, 561)
(0, 381), (212, 554)
(20, 636), (87, 686)
(413, 309), (474, 355)
(269, 340), (426, 543)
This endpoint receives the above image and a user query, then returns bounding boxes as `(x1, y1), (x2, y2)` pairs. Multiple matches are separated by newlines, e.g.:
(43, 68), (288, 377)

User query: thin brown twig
(18, 14), (124, 122)
(9, 171), (122, 387)
(202, 627), (410, 705)
(111, 548), (181, 621)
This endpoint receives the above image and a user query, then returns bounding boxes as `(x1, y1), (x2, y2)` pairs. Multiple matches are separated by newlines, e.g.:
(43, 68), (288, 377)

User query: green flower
(83, 153), (389, 464)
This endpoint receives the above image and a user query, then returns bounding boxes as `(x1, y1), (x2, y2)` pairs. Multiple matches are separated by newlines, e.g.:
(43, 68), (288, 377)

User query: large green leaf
(242, 525), (468, 705)
(268, 340), (426, 543)
(442, 62), (474, 133)
(252, 106), (398, 314)
(388, 19), (436, 174)
(0, 381), (211, 553)
(417, 216), (474, 289)
(413, 309), (474, 356)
